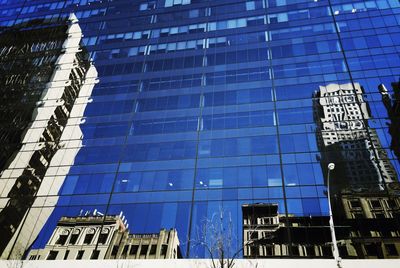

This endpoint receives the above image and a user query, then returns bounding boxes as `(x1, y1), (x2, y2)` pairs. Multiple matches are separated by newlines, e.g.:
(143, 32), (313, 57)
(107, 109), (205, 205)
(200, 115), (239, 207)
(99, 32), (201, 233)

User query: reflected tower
(314, 83), (400, 258)
(313, 83), (397, 192)
(0, 14), (97, 258)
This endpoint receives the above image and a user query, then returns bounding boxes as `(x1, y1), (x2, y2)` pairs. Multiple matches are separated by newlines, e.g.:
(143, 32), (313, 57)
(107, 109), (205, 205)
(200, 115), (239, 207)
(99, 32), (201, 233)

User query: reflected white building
(314, 83), (397, 190)
(27, 212), (181, 260)
(0, 14), (97, 258)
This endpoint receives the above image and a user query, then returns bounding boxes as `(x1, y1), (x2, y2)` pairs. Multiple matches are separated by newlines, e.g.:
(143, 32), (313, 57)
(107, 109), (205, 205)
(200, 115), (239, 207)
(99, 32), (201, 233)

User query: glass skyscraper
(0, 0), (400, 261)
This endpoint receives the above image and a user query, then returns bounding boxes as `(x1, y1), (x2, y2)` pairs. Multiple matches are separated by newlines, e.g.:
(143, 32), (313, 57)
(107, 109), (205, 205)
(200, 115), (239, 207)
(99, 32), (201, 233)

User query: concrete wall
(0, 259), (399, 268)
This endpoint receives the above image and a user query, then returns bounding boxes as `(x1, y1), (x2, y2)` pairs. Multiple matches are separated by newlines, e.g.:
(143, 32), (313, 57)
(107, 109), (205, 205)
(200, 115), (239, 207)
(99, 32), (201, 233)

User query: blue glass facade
(0, 0), (400, 260)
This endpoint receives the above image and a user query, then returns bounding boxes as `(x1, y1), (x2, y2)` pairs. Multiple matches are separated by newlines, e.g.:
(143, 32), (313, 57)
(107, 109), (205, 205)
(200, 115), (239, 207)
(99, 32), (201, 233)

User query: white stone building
(27, 213), (181, 260)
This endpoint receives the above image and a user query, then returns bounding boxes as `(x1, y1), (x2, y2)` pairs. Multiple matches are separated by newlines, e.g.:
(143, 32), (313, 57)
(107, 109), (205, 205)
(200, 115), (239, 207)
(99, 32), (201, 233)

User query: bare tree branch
(190, 206), (260, 268)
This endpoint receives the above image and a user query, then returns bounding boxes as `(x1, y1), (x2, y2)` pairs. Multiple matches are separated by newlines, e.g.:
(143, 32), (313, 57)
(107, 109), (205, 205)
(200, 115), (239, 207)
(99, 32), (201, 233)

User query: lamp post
(327, 163), (342, 268)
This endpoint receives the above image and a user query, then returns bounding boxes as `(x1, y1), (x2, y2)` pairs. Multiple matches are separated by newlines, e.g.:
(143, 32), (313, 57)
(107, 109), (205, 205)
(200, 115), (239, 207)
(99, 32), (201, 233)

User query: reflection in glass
(314, 83), (400, 258)
(0, 14), (97, 258)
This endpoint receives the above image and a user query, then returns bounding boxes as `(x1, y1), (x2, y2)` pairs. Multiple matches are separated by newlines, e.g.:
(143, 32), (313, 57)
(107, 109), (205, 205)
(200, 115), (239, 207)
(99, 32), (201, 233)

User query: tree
(191, 207), (259, 268)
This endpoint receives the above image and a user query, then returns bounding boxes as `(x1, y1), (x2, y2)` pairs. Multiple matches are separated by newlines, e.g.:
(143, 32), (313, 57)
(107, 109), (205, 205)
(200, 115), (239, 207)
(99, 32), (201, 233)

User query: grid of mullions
(0, 0), (400, 260)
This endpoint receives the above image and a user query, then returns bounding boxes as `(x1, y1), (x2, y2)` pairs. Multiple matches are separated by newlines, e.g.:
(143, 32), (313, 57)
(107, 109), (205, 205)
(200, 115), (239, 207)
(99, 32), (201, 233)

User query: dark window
(76, 250), (84, 260)
(385, 244), (398, 256)
(150, 245), (157, 254)
(250, 246), (259, 256)
(370, 200), (382, 209)
(361, 230), (371, 237)
(374, 212), (386, 219)
(306, 246), (315, 257)
(46, 251), (58, 260)
(161, 245), (168, 256)
(140, 245), (149, 255)
(321, 245), (333, 257)
(122, 245), (129, 256)
(250, 232), (258, 240)
(250, 216), (257, 225)
(353, 212), (364, 219)
(381, 230), (393, 238)
(84, 233), (94, 244)
(130, 245), (139, 255)
(63, 250), (70, 260)
(365, 244), (378, 256)
(350, 200), (361, 209)
(98, 233), (109, 244)
(338, 245), (348, 257)
(90, 250), (100, 259)
(111, 245), (119, 256)
(55, 235), (68, 245)
(69, 234), (79, 245)
(265, 245), (273, 256)
(291, 246), (300, 256)
(387, 200), (398, 209)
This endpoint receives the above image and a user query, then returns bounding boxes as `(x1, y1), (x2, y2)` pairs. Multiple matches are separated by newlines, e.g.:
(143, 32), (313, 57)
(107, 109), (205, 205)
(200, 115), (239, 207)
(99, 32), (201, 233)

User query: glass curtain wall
(0, 0), (399, 260)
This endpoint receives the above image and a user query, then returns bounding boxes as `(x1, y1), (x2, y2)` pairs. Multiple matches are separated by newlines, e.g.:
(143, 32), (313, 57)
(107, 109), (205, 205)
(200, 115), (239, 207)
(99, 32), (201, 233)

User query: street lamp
(327, 163), (342, 268)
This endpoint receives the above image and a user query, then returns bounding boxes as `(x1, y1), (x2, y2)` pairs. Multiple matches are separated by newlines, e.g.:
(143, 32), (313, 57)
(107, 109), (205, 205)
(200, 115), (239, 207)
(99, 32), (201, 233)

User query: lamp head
(328, 163), (335, 170)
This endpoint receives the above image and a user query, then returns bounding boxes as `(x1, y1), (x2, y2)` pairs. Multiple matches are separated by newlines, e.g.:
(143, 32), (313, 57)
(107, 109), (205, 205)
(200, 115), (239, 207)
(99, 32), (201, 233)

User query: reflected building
(336, 193), (400, 258)
(1, 0), (400, 262)
(242, 202), (400, 259)
(313, 83), (400, 258)
(242, 203), (354, 258)
(0, 15), (97, 258)
(379, 80), (400, 164)
(27, 212), (181, 260)
(313, 83), (397, 192)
